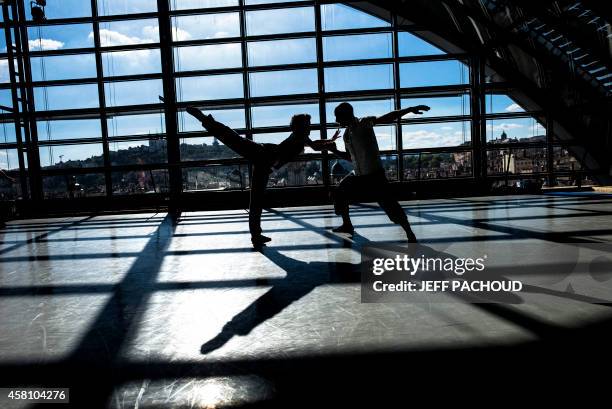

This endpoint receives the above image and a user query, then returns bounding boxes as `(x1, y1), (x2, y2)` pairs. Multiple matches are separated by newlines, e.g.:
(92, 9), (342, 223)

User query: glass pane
(486, 117), (546, 144)
(174, 43), (242, 71)
(43, 173), (106, 199)
(485, 94), (526, 114)
(183, 165), (250, 191)
(176, 74), (244, 101)
(552, 147), (582, 171)
(398, 32), (444, 56)
(99, 19), (160, 46)
(268, 160), (322, 187)
(39, 143), (105, 169)
(108, 113), (165, 137)
(102, 49), (161, 76)
(248, 38), (316, 67)
(402, 153), (419, 180)
(417, 152), (472, 179)
(172, 0), (238, 9)
(34, 84), (99, 111)
(246, 7), (315, 36)
(321, 4), (389, 31)
(28, 24), (94, 50)
(37, 119), (102, 141)
(180, 136), (240, 161)
(98, 0), (157, 16)
(400, 61), (469, 87)
(104, 79), (164, 107)
(401, 95), (470, 117)
(487, 147), (547, 174)
(0, 168), (24, 200)
(251, 103), (319, 128)
(172, 13), (240, 41)
(109, 139), (167, 165)
(323, 33), (392, 61)
(112, 169), (169, 195)
(179, 108), (245, 132)
(325, 64), (393, 92)
(31, 54), (97, 81)
(249, 69), (318, 97)
(28, 1), (91, 20)
(373, 126), (396, 151)
(0, 58), (10, 84)
(0, 91), (12, 111)
(402, 121), (471, 149)
(326, 99), (394, 123)
(0, 147), (20, 171)
(0, 122), (17, 143)
(380, 155), (398, 181)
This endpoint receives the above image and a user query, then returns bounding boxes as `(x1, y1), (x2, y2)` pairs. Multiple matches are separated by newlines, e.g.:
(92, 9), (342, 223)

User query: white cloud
(142, 25), (162, 41)
(440, 126), (454, 131)
(213, 31), (231, 39)
(28, 38), (65, 51)
(0, 59), (9, 83)
(504, 103), (523, 112)
(94, 29), (156, 47)
(173, 27), (192, 42)
(171, 13), (239, 41)
(91, 28), (161, 74)
(402, 129), (464, 149)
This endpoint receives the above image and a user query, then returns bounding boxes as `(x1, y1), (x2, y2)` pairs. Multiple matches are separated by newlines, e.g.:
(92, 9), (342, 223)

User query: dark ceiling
(360, 0), (612, 183)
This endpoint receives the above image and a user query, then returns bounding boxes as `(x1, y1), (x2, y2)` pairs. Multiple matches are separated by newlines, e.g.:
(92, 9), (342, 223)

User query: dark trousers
(201, 117), (273, 237)
(334, 170), (408, 226)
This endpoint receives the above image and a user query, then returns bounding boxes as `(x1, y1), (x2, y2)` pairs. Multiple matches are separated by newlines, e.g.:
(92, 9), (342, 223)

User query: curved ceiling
(357, 0), (612, 183)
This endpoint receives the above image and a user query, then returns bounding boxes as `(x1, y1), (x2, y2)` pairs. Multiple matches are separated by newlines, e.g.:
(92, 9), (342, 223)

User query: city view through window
(0, 0), (588, 200)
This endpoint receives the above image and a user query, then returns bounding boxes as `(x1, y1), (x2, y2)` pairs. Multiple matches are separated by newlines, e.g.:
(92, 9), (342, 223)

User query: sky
(0, 0), (536, 170)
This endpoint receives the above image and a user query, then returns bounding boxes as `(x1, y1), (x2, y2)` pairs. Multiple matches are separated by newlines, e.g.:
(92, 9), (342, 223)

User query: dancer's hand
(410, 105), (430, 115)
(331, 128), (342, 141)
(310, 140), (336, 151)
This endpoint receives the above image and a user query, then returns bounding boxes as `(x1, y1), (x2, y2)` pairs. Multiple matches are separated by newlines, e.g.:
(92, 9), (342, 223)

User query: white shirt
(343, 117), (383, 176)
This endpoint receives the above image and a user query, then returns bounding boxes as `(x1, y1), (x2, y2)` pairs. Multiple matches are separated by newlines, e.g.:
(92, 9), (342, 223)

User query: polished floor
(1, 194), (612, 407)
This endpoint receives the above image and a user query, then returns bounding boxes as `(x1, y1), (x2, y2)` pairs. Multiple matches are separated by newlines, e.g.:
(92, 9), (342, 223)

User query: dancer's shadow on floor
(200, 244), (361, 354)
(199, 232), (609, 354)
(198, 235), (519, 355)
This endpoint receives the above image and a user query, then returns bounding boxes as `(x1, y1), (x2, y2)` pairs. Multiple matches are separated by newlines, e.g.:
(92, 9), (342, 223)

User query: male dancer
(186, 107), (324, 246)
(319, 102), (430, 243)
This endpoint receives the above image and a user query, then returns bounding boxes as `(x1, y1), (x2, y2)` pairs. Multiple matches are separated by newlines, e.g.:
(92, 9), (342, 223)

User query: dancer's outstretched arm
(375, 105), (430, 125)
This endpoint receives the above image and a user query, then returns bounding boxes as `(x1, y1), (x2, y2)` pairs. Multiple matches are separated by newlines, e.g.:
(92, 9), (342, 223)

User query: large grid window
(0, 0), (584, 202)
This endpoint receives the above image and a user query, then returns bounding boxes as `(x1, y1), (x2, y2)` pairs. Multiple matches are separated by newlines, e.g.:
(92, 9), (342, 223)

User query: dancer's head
(290, 113), (311, 137)
(334, 102), (355, 126)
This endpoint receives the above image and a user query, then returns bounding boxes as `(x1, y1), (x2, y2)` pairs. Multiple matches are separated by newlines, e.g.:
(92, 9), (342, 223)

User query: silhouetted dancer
(318, 103), (430, 243)
(186, 107), (327, 247)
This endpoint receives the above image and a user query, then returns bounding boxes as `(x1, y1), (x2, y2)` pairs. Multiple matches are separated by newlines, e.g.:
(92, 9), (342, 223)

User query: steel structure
(0, 0), (594, 214)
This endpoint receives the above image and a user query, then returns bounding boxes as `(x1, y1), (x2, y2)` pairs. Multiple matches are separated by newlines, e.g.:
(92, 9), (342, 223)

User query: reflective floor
(1, 194), (612, 408)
